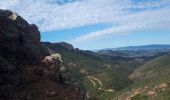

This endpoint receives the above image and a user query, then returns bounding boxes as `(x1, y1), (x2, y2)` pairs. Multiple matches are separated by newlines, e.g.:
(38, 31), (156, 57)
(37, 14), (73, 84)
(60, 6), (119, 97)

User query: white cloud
(71, 7), (170, 43)
(0, 0), (170, 43)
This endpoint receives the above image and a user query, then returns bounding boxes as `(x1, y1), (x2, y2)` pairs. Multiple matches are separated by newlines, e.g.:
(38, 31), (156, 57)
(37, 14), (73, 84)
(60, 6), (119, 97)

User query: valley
(43, 42), (170, 100)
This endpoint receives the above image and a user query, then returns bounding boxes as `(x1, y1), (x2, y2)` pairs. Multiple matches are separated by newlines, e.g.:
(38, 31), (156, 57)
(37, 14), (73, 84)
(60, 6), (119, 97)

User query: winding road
(87, 76), (114, 92)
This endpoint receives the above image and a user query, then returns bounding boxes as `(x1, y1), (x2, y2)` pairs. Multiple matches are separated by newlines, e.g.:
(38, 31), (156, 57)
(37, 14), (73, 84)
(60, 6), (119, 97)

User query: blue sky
(1, 0), (170, 50)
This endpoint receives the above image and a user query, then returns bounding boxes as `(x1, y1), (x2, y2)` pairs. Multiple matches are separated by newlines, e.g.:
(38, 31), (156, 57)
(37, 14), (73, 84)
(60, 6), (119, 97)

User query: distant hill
(95, 45), (170, 52)
(97, 44), (170, 59)
(112, 44), (170, 51)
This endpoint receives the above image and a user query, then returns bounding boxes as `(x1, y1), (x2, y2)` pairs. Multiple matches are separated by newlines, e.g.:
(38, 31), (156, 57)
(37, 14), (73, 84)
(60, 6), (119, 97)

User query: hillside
(43, 42), (168, 99)
(116, 53), (170, 100)
(130, 53), (170, 80)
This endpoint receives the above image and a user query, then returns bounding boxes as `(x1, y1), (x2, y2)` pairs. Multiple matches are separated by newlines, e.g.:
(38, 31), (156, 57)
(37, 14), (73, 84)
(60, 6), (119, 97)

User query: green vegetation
(115, 54), (170, 100)
(44, 42), (170, 100)
(91, 69), (133, 90)
(131, 54), (170, 80)
(131, 94), (149, 100)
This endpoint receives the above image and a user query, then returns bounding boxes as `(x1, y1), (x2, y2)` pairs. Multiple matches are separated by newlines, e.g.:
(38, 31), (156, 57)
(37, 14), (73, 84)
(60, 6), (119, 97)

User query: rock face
(0, 9), (85, 100)
(0, 9), (46, 64)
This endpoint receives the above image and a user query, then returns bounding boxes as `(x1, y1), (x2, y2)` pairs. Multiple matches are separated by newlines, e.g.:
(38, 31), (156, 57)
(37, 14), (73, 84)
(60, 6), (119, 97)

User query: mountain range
(99, 44), (170, 51)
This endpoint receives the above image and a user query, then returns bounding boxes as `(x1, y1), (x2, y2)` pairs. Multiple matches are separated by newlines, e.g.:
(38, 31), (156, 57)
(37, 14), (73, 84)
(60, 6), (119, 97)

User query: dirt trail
(87, 76), (114, 92)
(90, 76), (102, 89)
(87, 76), (96, 87)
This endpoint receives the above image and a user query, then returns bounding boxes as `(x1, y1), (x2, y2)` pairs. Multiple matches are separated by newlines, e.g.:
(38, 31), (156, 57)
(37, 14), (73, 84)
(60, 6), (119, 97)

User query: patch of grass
(131, 94), (149, 100)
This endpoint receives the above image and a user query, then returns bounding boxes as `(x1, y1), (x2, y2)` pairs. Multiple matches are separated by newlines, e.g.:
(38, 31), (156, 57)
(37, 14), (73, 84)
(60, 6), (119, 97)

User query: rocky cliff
(0, 9), (85, 100)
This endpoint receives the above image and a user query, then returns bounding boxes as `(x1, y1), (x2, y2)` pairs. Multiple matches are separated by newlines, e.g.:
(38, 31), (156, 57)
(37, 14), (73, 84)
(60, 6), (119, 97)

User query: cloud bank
(1, 0), (170, 43)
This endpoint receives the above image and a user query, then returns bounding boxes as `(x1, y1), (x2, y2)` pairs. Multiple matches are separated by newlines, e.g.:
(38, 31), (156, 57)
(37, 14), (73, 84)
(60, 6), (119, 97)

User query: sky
(0, 0), (170, 50)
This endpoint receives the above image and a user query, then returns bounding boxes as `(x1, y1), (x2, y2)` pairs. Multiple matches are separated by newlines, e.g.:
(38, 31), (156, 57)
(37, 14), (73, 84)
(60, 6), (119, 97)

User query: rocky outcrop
(0, 9), (46, 64)
(0, 9), (85, 100)
(0, 9), (46, 100)
(42, 53), (67, 83)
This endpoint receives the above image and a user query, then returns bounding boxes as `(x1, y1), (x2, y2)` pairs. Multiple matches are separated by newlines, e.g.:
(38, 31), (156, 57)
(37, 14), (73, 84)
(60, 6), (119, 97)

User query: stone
(8, 13), (17, 21)
(159, 83), (168, 89)
(147, 91), (156, 97)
